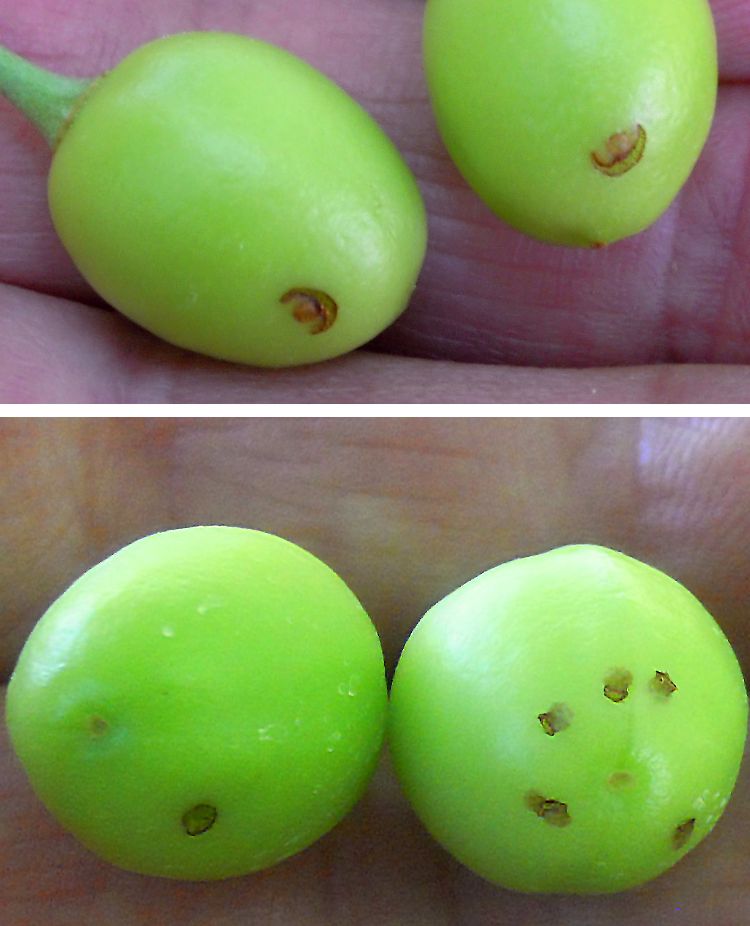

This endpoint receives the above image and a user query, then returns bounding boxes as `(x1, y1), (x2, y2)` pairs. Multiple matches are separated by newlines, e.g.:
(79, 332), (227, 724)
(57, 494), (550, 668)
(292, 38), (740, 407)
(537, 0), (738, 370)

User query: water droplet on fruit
(161, 626), (175, 638)
(258, 723), (288, 743)
(338, 675), (360, 697)
(196, 595), (224, 615)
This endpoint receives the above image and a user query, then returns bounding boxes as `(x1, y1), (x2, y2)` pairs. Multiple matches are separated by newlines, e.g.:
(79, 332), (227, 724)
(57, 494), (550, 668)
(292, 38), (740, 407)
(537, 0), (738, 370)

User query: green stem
(0, 43), (93, 147)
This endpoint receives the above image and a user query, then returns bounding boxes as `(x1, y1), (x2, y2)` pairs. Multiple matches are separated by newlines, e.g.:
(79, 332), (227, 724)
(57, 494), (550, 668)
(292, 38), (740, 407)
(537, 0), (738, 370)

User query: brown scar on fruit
(608, 771), (634, 790)
(604, 668), (633, 702)
(673, 818), (695, 850)
(651, 670), (678, 697)
(526, 792), (571, 828)
(182, 804), (218, 836)
(88, 715), (109, 737)
(592, 125), (647, 177)
(538, 703), (573, 736)
(281, 288), (338, 335)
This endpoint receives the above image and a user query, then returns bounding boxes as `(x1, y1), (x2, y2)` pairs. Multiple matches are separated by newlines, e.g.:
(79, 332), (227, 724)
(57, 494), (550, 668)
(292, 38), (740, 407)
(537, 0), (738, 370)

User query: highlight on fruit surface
(389, 544), (748, 894)
(0, 33), (427, 366)
(5, 526), (388, 879)
(423, 0), (718, 247)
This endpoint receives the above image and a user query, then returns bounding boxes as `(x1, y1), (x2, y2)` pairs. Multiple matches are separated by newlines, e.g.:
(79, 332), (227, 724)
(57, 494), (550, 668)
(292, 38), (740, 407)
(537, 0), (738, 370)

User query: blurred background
(2, 417), (748, 679)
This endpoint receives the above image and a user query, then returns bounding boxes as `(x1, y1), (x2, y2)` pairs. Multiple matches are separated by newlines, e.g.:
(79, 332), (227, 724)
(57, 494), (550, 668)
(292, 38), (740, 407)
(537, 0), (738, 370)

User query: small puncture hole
(182, 804), (218, 837)
(651, 671), (677, 697)
(673, 818), (695, 850)
(538, 703), (573, 736)
(280, 288), (338, 335)
(604, 669), (633, 703)
(525, 792), (571, 828)
(88, 715), (109, 737)
(592, 125), (647, 176)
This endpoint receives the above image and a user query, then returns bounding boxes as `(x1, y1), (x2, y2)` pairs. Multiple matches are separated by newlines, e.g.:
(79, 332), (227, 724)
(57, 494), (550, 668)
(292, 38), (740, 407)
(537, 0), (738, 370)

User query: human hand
(1, 1), (749, 402)
(2, 418), (748, 922)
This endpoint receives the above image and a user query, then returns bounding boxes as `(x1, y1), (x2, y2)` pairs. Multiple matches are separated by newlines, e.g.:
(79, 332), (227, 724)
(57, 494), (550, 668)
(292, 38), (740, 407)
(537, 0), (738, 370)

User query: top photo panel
(1, 0), (748, 405)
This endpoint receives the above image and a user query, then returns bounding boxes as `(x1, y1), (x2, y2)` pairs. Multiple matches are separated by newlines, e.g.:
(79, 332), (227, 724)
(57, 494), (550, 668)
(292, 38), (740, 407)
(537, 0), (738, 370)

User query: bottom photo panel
(2, 417), (748, 926)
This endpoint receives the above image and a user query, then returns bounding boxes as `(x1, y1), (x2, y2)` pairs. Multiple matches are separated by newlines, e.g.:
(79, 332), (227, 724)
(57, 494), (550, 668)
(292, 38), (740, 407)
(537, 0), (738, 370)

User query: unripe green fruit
(6, 527), (388, 880)
(424, 0), (718, 247)
(1, 33), (427, 366)
(389, 545), (748, 894)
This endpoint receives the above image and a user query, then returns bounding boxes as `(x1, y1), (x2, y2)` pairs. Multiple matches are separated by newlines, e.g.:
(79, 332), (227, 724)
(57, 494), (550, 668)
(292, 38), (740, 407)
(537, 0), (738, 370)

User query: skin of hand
(1, 417), (748, 924)
(0, 0), (749, 402)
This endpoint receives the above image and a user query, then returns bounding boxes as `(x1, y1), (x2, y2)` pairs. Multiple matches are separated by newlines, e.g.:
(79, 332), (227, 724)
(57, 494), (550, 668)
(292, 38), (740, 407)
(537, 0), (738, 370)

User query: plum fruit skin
(6, 527), (388, 879)
(48, 32), (427, 366)
(424, 0), (718, 247)
(389, 544), (748, 894)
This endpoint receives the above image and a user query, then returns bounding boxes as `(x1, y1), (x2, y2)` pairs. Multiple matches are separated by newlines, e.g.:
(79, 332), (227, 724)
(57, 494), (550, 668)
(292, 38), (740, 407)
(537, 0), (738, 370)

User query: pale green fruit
(424, 0), (718, 247)
(390, 545), (747, 893)
(0, 32), (427, 366)
(6, 527), (388, 879)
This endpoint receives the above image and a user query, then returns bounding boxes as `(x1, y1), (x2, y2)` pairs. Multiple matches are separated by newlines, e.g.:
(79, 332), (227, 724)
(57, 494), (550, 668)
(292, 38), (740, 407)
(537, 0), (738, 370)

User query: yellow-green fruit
(389, 545), (748, 894)
(48, 32), (427, 366)
(6, 527), (388, 879)
(424, 0), (718, 247)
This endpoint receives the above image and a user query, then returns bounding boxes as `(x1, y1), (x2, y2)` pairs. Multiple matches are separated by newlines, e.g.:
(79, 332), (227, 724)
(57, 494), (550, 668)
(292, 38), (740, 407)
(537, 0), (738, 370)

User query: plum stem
(0, 43), (93, 148)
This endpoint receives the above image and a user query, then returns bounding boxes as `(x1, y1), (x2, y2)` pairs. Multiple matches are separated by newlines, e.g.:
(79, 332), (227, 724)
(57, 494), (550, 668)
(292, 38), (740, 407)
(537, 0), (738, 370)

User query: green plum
(389, 545), (748, 894)
(424, 0), (718, 247)
(5, 527), (388, 879)
(0, 33), (427, 366)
